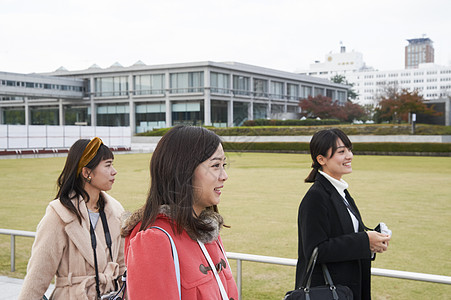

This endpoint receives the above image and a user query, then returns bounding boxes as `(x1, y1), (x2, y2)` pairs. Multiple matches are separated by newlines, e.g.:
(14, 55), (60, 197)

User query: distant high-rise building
(405, 38), (434, 69)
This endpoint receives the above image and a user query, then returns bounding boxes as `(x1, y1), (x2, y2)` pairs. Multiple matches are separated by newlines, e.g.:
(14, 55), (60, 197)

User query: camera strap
(343, 191), (371, 231)
(89, 209), (114, 299)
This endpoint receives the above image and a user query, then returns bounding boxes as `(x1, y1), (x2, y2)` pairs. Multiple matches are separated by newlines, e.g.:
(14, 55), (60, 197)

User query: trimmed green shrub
(136, 124), (451, 136)
(223, 142), (451, 154)
(242, 119), (341, 126)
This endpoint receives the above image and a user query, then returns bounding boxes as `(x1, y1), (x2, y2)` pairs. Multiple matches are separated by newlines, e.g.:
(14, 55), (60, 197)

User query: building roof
(407, 38), (433, 45)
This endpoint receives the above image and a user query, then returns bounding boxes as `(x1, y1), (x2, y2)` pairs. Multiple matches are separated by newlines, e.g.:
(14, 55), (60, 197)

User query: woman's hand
(367, 231), (391, 253)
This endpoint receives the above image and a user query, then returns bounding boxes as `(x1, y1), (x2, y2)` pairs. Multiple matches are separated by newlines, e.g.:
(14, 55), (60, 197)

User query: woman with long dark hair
(295, 128), (391, 300)
(19, 137), (125, 300)
(122, 125), (238, 299)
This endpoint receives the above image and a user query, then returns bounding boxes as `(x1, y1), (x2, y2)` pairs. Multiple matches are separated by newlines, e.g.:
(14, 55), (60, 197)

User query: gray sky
(1, 0), (450, 74)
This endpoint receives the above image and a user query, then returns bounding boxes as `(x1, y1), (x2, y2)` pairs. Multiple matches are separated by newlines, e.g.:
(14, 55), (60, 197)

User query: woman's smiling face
(192, 144), (228, 215)
(317, 138), (353, 180)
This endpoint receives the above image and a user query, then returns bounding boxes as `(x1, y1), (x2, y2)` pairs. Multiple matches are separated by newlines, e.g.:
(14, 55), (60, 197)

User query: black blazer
(295, 173), (373, 300)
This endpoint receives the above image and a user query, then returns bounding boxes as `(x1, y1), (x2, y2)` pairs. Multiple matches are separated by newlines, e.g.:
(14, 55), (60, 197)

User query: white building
(1, 61), (348, 133)
(299, 46), (451, 107)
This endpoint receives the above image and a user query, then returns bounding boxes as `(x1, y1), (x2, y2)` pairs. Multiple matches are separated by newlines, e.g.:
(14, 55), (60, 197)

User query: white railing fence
(1, 229), (450, 299)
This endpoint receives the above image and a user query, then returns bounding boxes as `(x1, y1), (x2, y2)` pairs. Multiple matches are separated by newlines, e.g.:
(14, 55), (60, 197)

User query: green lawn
(1, 152), (450, 299)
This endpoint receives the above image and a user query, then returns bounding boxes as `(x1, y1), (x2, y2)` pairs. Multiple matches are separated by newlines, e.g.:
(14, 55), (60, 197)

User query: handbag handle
(301, 247), (339, 299)
(301, 247), (319, 289)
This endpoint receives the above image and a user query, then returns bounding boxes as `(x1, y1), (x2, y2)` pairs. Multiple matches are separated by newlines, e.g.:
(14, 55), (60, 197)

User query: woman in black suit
(295, 129), (391, 300)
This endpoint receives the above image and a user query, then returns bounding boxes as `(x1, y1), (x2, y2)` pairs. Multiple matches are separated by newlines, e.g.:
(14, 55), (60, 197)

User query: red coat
(124, 214), (239, 300)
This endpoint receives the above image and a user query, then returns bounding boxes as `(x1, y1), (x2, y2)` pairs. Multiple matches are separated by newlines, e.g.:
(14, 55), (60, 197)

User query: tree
(343, 101), (366, 123)
(299, 95), (366, 122)
(374, 89), (440, 123)
(330, 74), (358, 100)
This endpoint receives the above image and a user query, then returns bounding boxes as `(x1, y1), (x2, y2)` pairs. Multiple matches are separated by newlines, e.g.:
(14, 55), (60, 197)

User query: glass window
(314, 87), (324, 97)
(170, 72), (204, 93)
(301, 86), (312, 98)
(287, 105), (298, 113)
(135, 102), (166, 133)
(233, 102), (249, 126)
(271, 81), (284, 99)
(64, 105), (91, 126)
(337, 91), (346, 102)
(211, 100), (228, 127)
(253, 103), (267, 119)
(270, 104), (284, 119)
(171, 101), (204, 125)
(2, 107), (25, 125)
(96, 104), (130, 126)
(211, 72), (230, 94)
(95, 76), (128, 96)
(30, 106), (59, 125)
(134, 74), (165, 95)
(287, 83), (299, 100)
(233, 75), (250, 96)
(253, 79), (268, 97)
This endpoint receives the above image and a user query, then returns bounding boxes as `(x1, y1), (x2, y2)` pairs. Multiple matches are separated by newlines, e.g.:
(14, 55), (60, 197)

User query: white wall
(0, 125), (131, 149)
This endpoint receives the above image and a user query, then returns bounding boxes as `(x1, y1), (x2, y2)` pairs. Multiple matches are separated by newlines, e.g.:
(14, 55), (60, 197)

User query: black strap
(343, 191), (371, 231)
(89, 209), (115, 299)
(89, 218), (102, 299)
(301, 247), (339, 299)
(100, 210), (113, 261)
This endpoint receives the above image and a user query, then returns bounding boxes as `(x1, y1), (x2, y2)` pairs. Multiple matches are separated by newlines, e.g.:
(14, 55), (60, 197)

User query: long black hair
(139, 125), (222, 239)
(305, 128), (352, 183)
(56, 139), (114, 223)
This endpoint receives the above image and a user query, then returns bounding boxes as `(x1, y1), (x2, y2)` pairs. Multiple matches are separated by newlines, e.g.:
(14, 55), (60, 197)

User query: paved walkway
(0, 276), (54, 300)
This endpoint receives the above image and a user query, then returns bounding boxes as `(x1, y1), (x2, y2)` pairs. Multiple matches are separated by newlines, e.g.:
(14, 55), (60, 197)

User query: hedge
(222, 142), (451, 155)
(242, 119), (340, 126)
(137, 124), (451, 136)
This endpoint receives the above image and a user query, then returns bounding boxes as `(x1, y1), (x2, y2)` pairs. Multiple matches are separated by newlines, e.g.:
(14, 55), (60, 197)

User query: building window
(2, 107), (25, 125)
(314, 87), (324, 97)
(287, 105), (298, 113)
(95, 76), (128, 97)
(211, 100), (228, 127)
(253, 103), (268, 119)
(172, 101), (204, 125)
(287, 83), (299, 100)
(270, 104), (284, 118)
(271, 81), (284, 99)
(170, 72), (204, 93)
(253, 78), (268, 97)
(30, 106), (59, 125)
(134, 74), (165, 95)
(64, 105), (91, 126)
(211, 72), (230, 94)
(337, 91), (346, 102)
(301, 86), (312, 98)
(233, 75), (250, 96)
(233, 102), (249, 126)
(135, 102), (166, 133)
(97, 104), (130, 126)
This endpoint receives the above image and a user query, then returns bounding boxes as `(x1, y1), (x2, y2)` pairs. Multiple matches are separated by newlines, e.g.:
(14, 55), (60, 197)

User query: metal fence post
(236, 258), (242, 300)
(10, 234), (15, 272)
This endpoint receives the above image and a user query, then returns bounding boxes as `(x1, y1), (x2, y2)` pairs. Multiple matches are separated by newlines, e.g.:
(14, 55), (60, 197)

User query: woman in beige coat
(19, 137), (125, 300)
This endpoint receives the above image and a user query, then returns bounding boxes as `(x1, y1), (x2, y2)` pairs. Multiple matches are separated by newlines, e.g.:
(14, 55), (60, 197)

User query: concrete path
(0, 276), (54, 300)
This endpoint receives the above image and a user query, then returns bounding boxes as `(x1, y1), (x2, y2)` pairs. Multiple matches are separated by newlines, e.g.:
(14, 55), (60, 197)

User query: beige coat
(19, 192), (125, 300)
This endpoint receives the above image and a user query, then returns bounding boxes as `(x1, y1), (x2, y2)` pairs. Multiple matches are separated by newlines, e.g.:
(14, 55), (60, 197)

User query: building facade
(405, 38), (434, 69)
(299, 45), (451, 107)
(1, 61), (348, 133)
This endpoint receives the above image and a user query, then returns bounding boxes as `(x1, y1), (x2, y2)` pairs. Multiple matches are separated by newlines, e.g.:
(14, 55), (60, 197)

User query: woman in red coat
(122, 125), (238, 300)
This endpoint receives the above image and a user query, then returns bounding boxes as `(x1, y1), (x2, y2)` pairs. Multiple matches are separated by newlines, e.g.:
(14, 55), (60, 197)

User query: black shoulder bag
(284, 247), (353, 300)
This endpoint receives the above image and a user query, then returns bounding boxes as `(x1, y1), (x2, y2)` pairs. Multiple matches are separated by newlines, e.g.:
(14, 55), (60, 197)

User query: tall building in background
(405, 37), (434, 69)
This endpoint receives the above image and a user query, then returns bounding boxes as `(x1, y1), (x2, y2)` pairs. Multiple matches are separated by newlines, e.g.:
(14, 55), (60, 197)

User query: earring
(86, 176), (92, 183)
